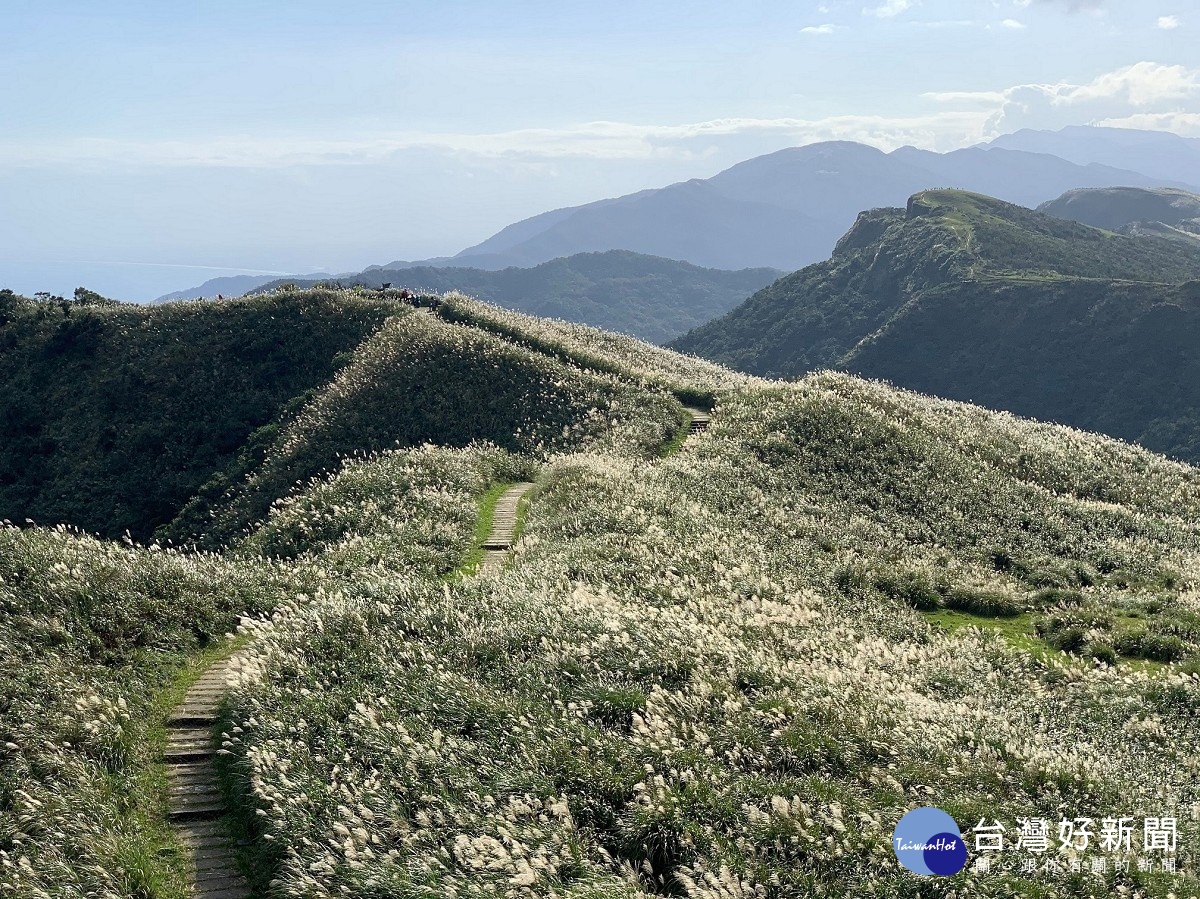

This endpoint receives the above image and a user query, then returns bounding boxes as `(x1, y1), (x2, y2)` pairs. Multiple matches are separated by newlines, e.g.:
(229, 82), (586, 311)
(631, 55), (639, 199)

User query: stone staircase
(478, 483), (534, 574)
(164, 653), (252, 898)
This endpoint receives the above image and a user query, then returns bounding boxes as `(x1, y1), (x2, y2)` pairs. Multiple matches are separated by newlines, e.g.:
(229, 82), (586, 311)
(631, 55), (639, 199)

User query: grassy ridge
(171, 305), (681, 547)
(215, 368), (1200, 896)
(0, 289), (396, 540)
(3, 283), (1200, 897)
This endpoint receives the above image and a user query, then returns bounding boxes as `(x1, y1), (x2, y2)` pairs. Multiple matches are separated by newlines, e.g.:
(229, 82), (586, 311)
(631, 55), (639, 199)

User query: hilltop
(3, 287), (1199, 897)
(671, 189), (1200, 462)
(1039, 186), (1200, 245)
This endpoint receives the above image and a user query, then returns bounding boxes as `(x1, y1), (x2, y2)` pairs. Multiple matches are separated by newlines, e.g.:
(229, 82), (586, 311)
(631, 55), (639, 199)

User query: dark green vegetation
(252, 250), (779, 345)
(169, 305), (678, 548)
(0, 288), (680, 546)
(672, 189), (1200, 462)
(0, 289), (396, 540)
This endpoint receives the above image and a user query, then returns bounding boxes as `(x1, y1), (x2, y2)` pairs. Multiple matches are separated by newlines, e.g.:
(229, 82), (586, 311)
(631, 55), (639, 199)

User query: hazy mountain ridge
(671, 189), (1200, 462)
(1038, 186), (1200, 246)
(249, 250), (780, 344)
(985, 125), (1200, 185)
(426, 136), (1198, 273)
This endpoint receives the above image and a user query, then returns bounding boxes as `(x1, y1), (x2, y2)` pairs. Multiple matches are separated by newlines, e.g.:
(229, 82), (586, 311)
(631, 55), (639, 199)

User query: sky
(1, 0), (1197, 300)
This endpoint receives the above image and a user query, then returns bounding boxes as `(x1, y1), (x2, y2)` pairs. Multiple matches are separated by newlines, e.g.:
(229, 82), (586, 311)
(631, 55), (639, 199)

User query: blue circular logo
(893, 807), (967, 876)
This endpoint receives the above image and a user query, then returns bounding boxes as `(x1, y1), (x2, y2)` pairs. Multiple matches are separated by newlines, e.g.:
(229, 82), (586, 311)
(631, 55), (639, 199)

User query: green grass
(657, 410), (693, 458)
(923, 608), (1170, 674)
(82, 632), (256, 899)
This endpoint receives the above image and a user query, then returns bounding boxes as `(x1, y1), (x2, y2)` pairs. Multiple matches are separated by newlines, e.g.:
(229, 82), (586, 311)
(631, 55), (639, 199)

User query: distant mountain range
(156, 272), (336, 302)
(671, 189), (1200, 463)
(373, 137), (1196, 273)
(1038, 186), (1200, 245)
(248, 251), (780, 344)
(159, 127), (1200, 312)
(983, 125), (1200, 186)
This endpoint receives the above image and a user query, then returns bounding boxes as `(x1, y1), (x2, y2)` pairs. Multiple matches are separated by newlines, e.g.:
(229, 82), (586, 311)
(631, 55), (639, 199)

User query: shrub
(943, 587), (1022, 618)
(1112, 628), (1187, 662)
(873, 571), (942, 611)
(1087, 642), (1118, 666)
(1033, 588), (1086, 609)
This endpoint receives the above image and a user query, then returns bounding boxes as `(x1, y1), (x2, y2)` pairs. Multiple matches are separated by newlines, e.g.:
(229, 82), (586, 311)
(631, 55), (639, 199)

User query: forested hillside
(671, 190), (1200, 462)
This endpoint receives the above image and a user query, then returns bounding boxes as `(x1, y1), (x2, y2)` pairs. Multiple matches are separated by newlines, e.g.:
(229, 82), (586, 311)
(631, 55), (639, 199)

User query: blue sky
(1, 0), (1197, 299)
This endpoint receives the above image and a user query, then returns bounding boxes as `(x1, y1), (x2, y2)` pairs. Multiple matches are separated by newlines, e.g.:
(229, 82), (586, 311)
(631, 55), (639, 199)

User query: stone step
(169, 802), (226, 821)
(170, 782), (222, 800)
(165, 740), (215, 756)
(165, 747), (215, 764)
(168, 711), (217, 727)
(194, 875), (251, 896)
(181, 832), (230, 852)
(193, 885), (251, 899)
(167, 725), (213, 740)
(176, 819), (226, 840)
(193, 847), (238, 869)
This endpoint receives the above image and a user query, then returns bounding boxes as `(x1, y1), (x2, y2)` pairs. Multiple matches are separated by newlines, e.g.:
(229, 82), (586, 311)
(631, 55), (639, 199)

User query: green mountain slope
(252, 250), (780, 345)
(5, 290), (1200, 897)
(671, 189), (1200, 461)
(0, 289), (397, 540)
(1038, 186), (1200, 246)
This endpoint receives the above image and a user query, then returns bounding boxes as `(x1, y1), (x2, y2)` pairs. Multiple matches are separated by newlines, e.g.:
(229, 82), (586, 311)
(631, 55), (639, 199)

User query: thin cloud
(800, 23), (838, 34)
(1002, 18), (1027, 28)
(864, 0), (914, 18)
(1157, 15), (1180, 29)
(927, 61), (1200, 108)
(5, 62), (1196, 171)
(1097, 111), (1200, 135)
(1028, 0), (1104, 10)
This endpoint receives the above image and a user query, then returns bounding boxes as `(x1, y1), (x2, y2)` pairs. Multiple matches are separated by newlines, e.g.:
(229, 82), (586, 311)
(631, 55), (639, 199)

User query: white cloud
(1029, 0), (1104, 10)
(1096, 111), (1200, 135)
(927, 61), (1200, 109)
(1065, 61), (1199, 105)
(4, 63), (1196, 172)
(925, 61), (1200, 139)
(1002, 18), (1027, 28)
(800, 23), (838, 34)
(1157, 15), (1180, 29)
(864, 0), (914, 18)
(0, 112), (1007, 170)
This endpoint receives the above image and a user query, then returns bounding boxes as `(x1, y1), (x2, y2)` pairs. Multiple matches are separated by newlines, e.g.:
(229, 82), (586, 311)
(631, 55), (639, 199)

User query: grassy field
(2, 289), (1199, 898)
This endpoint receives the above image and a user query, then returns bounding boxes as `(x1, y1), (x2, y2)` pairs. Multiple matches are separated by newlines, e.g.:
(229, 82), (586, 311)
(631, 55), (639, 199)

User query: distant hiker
(217, 294), (223, 300)
(398, 288), (412, 300)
